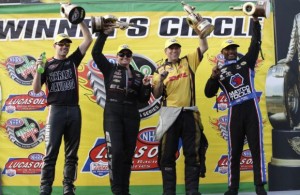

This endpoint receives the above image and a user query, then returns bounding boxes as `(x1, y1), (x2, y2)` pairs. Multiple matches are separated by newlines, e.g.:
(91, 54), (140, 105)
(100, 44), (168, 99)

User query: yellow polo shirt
(152, 49), (202, 107)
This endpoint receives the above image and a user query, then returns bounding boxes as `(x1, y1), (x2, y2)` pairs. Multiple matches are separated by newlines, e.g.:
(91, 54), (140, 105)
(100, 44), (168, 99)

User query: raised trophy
(230, 0), (270, 18)
(181, 1), (214, 38)
(242, 0), (270, 18)
(60, 3), (85, 24)
(91, 15), (134, 33)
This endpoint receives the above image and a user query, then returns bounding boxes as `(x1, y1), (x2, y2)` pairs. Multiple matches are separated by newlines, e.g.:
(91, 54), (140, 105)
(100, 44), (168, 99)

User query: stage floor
(199, 191), (300, 195)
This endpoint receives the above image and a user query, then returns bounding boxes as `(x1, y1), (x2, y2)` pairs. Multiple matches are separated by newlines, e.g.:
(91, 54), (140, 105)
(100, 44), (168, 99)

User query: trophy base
(269, 163), (300, 191)
(91, 15), (120, 33)
(198, 25), (214, 39)
(195, 22), (214, 39)
(61, 4), (85, 25)
(91, 16), (104, 33)
(67, 7), (85, 24)
(243, 0), (270, 18)
(186, 14), (214, 38)
(268, 129), (300, 191)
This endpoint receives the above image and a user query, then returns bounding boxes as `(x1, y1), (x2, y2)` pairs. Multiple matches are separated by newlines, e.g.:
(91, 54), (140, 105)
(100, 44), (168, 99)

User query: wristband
(37, 65), (44, 74)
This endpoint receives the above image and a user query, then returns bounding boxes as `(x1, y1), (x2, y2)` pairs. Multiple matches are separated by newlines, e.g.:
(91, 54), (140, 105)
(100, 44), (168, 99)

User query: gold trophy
(60, 3), (85, 24)
(230, 0), (270, 18)
(181, 1), (214, 38)
(242, 0), (270, 18)
(91, 15), (134, 33)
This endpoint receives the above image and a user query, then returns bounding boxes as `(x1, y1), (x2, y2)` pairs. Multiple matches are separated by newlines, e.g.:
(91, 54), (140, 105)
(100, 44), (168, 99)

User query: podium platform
(268, 130), (300, 191)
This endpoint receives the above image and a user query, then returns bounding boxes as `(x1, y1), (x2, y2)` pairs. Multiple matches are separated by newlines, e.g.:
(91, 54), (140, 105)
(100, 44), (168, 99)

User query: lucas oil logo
(215, 149), (253, 174)
(82, 127), (182, 177)
(2, 90), (47, 113)
(2, 153), (44, 177)
(86, 53), (161, 119)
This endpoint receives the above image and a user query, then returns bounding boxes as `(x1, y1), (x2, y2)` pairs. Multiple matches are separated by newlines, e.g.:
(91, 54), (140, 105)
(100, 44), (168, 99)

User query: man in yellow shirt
(152, 36), (208, 195)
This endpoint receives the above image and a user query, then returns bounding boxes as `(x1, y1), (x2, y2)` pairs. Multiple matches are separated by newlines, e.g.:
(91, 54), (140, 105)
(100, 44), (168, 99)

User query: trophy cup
(91, 15), (134, 33)
(181, 1), (214, 38)
(242, 0), (270, 18)
(60, 3), (85, 24)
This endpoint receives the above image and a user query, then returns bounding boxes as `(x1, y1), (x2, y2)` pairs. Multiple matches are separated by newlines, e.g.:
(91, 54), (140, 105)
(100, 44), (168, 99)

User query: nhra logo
(5, 117), (45, 149)
(82, 127), (182, 177)
(5, 55), (36, 86)
(230, 73), (244, 88)
(86, 54), (161, 119)
(210, 115), (248, 145)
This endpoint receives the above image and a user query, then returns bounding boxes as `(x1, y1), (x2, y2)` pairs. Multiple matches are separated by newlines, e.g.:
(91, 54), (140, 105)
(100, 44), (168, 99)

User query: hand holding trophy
(60, 3), (85, 24)
(181, 1), (214, 38)
(91, 15), (134, 33)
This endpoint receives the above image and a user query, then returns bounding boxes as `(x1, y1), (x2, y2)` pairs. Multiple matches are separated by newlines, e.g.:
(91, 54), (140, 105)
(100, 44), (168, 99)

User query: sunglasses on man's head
(118, 52), (132, 58)
(55, 42), (71, 47)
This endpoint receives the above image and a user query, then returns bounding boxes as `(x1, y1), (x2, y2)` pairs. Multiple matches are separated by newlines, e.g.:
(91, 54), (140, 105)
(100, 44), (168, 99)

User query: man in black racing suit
(91, 26), (151, 195)
(204, 16), (267, 195)
(33, 21), (93, 195)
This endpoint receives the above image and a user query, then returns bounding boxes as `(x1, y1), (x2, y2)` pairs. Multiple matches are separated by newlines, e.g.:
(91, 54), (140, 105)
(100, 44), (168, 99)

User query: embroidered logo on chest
(230, 73), (244, 88)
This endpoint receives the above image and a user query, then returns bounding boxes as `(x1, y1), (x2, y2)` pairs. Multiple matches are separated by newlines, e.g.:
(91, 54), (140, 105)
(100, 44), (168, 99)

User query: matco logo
(213, 91), (263, 111)
(86, 54), (161, 119)
(230, 73), (244, 88)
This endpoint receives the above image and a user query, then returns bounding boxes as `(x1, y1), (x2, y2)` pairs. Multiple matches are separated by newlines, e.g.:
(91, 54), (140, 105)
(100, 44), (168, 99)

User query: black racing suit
(92, 32), (151, 195)
(40, 48), (84, 195)
(204, 21), (267, 190)
(158, 110), (204, 195)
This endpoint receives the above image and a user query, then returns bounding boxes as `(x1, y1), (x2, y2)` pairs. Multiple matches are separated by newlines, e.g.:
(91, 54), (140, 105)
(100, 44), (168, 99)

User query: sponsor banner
(82, 127), (181, 177)
(0, 1), (274, 188)
(215, 149), (253, 174)
(5, 117), (45, 149)
(2, 90), (47, 113)
(2, 153), (44, 177)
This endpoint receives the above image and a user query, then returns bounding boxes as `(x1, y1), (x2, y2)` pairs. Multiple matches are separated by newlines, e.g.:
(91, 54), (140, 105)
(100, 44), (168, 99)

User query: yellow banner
(0, 6), (274, 188)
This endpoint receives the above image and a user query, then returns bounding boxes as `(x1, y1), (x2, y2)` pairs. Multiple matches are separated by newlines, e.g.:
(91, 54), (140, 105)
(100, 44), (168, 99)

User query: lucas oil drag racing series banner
(0, 0), (275, 194)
